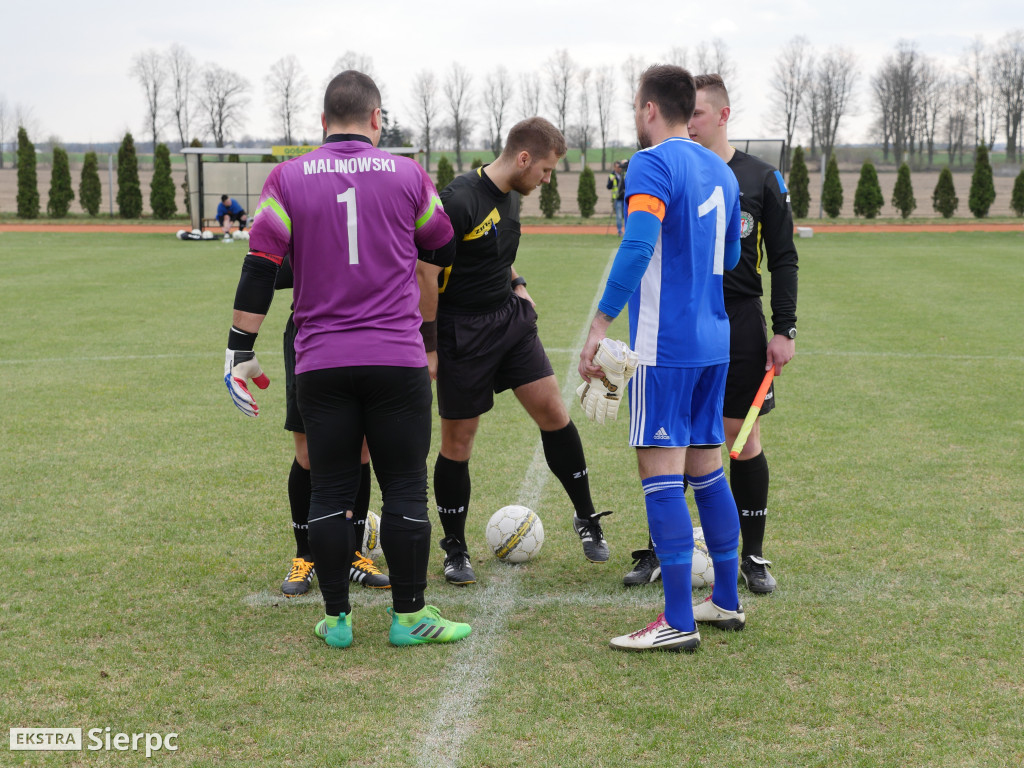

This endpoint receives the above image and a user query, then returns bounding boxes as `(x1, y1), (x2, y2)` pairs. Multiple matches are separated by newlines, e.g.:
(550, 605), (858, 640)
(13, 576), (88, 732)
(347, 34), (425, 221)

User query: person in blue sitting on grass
(216, 195), (247, 239)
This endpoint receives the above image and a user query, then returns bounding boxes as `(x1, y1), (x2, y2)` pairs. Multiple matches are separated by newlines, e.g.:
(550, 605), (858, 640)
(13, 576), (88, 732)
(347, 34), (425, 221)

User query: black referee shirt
(438, 166), (523, 313)
(725, 149), (799, 335)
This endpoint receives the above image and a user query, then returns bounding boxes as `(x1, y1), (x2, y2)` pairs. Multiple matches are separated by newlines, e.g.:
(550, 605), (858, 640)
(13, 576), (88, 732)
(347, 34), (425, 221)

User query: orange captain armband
(248, 249), (284, 266)
(627, 194), (666, 221)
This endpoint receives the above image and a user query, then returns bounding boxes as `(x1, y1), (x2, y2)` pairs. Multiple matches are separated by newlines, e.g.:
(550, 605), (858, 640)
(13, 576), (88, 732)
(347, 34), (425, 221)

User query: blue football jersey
(624, 137), (740, 367)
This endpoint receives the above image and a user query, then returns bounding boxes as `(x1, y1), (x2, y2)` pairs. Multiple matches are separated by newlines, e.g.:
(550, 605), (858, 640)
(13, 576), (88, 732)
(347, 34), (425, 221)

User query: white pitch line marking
(418, 250), (618, 768)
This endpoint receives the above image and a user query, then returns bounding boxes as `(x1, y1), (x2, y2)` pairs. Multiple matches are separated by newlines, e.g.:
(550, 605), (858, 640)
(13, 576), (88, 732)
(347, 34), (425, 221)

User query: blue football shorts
(628, 363), (728, 448)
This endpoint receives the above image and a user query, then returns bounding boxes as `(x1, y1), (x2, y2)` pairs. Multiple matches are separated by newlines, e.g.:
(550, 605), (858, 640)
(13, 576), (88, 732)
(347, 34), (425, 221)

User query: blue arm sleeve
(725, 238), (740, 271)
(597, 209), (663, 318)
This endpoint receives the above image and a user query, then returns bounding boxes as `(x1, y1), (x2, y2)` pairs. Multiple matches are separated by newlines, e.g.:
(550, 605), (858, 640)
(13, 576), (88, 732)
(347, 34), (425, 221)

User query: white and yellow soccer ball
(691, 526), (715, 588)
(485, 505), (544, 563)
(361, 511), (383, 560)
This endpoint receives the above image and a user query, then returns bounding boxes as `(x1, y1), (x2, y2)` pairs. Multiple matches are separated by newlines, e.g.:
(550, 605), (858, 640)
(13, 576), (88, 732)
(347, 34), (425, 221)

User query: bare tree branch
(166, 44), (196, 147)
(443, 63), (473, 171)
(265, 55), (310, 145)
(130, 49), (166, 160)
(411, 69), (440, 170)
(991, 29), (1024, 162)
(770, 36), (813, 172)
(545, 49), (576, 170)
(594, 66), (616, 171)
(518, 71), (542, 119)
(483, 66), (514, 157)
(197, 65), (250, 147)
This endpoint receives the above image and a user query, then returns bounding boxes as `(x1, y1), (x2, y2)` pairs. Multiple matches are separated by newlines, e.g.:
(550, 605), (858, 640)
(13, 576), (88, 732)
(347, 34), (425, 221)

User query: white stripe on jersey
(629, 365), (646, 446)
(635, 233), (663, 366)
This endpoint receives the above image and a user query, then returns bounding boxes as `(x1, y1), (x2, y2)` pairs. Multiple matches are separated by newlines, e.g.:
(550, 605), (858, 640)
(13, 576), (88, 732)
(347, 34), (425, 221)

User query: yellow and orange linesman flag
(729, 368), (776, 460)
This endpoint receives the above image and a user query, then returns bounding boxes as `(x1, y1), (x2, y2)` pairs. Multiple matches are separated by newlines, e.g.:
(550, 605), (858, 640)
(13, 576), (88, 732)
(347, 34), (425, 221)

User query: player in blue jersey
(578, 65), (745, 653)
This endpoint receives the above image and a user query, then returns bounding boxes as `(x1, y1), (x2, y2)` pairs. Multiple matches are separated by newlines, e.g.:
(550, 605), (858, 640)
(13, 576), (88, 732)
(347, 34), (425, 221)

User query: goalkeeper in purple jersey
(223, 70), (470, 648)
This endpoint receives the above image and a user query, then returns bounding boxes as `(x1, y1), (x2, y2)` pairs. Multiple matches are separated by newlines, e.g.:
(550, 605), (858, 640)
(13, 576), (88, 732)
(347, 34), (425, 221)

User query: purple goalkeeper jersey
(248, 135), (453, 374)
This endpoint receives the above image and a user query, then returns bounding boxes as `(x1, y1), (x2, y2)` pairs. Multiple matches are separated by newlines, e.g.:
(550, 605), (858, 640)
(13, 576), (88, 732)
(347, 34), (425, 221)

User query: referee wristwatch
(511, 276), (527, 289)
(783, 326), (797, 340)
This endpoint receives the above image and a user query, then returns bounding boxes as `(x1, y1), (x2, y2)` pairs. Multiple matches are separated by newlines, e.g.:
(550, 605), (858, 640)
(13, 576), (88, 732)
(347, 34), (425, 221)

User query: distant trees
(932, 167), (959, 218)
(411, 70), (440, 171)
(443, 63), (473, 172)
(546, 50), (576, 171)
(968, 144), (996, 217)
(788, 146), (810, 218)
(16, 127), (39, 219)
(166, 44), (196, 148)
(265, 55), (309, 145)
(150, 143), (177, 219)
(436, 156), (454, 191)
(821, 154), (843, 218)
(47, 146), (74, 217)
(990, 30), (1024, 163)
(852, 159), (883, 218)
(891, 163), (916, 219)
(577, 166), (597, 218)
(79, 151), (102, 216)
(1010, 169), (1024, 216)
(130, 49), (165, 159)
(197, 64), (250, 147)
(483, 66), (513, 158)
(769, 36), (814, 172)
(593, 66), (616, 171)
(0, 96), (11, 170)
(540, 168), (560, 218)
(117, 132), (143, 219)
(807, 47), (858, 164)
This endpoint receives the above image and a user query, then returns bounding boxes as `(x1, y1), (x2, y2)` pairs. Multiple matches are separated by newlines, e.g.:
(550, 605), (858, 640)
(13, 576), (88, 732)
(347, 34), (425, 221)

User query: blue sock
(642, 475), (695, 632)
(687, 468), (740, 612)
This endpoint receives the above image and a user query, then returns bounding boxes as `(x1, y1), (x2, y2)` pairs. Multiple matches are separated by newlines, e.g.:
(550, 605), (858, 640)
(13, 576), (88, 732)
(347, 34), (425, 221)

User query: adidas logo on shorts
(653, 427), (670, 440)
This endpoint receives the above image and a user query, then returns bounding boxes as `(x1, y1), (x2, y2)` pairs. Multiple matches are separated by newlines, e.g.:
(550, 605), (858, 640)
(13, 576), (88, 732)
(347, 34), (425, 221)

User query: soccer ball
(361, 511), (383, 559)
(691, 526), (715, 588)
(201, 230), (214, 240)
(485, 505), (544, 563)
(176, 229), (186, 239)
(235, 230), (250, 241)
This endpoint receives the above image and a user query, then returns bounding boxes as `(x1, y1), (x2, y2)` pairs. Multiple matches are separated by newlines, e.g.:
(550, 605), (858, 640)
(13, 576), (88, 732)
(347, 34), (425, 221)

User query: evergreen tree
(821, 154), (843, 218)
(150, 143), (177, 219)
(891, 163), (916, 219)
(436, 156), (454, 191)
(577, 166), (597, 218)
(1009, 168), (1024, 217)
(539, 168), (560, 218)
(852, 159), (883, 218)
(79, 151), (102, 216)
(116, 132), (143, 218)
(968, 144), (996, 218)
(16, 127), (40, 219)
(470, 157), (484, 169)
(789, 146), (810, 218)
(932, 167), (959, 219)
(47, 146), (74, 217)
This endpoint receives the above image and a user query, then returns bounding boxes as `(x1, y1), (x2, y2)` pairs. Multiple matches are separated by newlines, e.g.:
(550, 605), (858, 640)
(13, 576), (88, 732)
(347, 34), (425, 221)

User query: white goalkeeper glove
(576, 338), (639, 424)
(225, 349), (270, 417)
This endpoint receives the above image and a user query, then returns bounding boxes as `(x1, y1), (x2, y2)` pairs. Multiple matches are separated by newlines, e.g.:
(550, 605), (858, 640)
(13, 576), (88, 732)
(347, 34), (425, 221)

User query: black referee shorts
(723, 296), (777, 420)
(282, 313), (304, 433)
(436, 294), (554, 420)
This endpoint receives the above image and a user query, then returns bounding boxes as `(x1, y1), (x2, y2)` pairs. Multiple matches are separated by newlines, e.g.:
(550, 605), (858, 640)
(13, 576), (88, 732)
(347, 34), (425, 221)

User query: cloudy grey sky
(4, 0), (1019, 148)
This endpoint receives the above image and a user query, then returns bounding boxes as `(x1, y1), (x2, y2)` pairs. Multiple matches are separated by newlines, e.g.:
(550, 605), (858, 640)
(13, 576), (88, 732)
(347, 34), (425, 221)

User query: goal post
(180, 145), (422, 232)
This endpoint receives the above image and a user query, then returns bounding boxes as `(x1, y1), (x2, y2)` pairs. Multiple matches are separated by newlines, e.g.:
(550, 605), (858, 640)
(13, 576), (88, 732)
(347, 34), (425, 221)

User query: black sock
(541, 421), (596, 519)
(730, 451), (770, 559)
(434, 454), (470, 546)
(308, 512), (354, 617)
(380, 512), (430, 614)
(288, 459), (312, 560)
(350, 462), (372, 547)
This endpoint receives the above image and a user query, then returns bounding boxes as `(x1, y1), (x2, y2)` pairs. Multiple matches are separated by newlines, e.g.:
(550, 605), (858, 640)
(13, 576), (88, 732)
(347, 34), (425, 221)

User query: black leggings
(297, 365), (433, 615)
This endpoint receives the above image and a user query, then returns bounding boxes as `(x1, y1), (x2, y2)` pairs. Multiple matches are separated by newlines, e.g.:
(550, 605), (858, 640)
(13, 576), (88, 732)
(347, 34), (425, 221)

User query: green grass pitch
(1, 230), (1022, 766)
